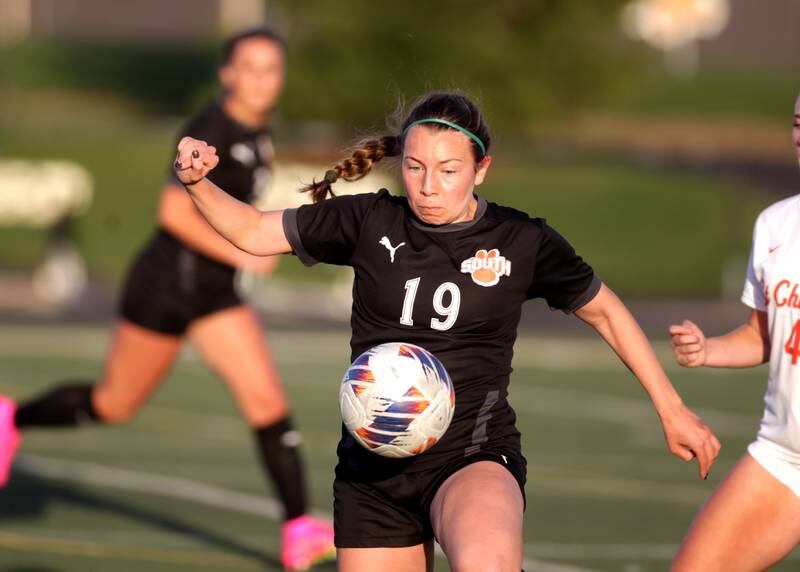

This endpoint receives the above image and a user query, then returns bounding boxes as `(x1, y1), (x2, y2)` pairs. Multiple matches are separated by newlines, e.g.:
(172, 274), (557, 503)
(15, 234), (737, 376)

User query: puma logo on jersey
(460, 249), (511, 287)
(769, 244), (784, 254)
(379, 236), (406, 263)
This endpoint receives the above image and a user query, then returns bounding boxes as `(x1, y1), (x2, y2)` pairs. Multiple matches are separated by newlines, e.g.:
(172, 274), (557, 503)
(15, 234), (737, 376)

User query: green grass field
(0, 322), (797, 571)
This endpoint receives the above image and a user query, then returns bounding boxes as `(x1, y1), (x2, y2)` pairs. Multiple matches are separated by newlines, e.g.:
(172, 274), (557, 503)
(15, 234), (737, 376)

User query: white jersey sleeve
(741, 212), (769, 312)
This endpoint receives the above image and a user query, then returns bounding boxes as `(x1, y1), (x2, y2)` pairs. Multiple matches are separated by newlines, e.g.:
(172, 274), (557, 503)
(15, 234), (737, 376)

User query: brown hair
(301, 92), (491, 203)
(221, 27), (286, 66)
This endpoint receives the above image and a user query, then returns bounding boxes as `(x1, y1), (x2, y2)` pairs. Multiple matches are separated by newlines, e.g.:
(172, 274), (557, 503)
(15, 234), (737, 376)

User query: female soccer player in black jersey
(0, 28), (334, 571)
(173, 92), (721, 571)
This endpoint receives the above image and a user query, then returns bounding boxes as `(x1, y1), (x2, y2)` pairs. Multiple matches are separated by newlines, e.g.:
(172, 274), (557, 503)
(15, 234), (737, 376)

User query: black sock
(14, 382), (100, 428)
(253, 416), (308, 521)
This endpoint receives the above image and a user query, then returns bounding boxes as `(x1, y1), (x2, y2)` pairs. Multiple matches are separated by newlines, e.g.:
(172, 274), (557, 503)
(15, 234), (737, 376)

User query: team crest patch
(460, 249), (511, 287)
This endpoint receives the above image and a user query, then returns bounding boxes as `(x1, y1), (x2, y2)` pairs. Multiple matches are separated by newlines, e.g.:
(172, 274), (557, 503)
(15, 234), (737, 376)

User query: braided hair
(301, 92), (490, 203)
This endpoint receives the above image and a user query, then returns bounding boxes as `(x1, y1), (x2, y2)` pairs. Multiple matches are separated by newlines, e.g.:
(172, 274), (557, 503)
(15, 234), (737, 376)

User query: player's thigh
(337, 543), (434, 572)
(671, 453), (800, 572)
(430, 460), (523, 572)
(93, 319), (182, 422)
(189, 305), (288, 425)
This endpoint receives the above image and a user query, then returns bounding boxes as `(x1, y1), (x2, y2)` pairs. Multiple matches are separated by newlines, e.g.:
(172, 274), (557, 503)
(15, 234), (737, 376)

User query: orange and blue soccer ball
(339, 342), (455, 458)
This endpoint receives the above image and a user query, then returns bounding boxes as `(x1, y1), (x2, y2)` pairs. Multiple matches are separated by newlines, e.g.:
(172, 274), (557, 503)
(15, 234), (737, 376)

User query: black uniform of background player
(121, 101), (274, 332)
(283, 189), (600, 547)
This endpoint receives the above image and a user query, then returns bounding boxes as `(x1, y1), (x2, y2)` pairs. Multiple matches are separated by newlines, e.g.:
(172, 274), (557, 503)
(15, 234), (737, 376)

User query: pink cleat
(281, 514), (336, 571)
(0, 396), (20, 487)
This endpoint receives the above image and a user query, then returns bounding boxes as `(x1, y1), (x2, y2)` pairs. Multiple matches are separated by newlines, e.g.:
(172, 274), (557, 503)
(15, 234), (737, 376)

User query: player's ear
(474, 155), (492, 186)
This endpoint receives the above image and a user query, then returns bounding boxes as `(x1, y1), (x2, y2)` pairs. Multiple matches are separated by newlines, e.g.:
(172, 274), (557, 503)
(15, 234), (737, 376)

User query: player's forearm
(578, 285), (684, 414)
(704, 323), (769, 368)
(159, 188), (263, 268)
(183, 177), (268, 255)
(165, 218), (251, 268)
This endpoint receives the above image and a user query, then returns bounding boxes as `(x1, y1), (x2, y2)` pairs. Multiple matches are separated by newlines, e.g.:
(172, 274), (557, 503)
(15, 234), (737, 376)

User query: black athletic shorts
(333, 447), (527, 548)
(119, 230), (242, 335)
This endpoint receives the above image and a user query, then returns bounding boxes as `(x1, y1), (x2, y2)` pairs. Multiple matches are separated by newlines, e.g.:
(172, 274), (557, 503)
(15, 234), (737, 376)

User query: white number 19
(400, 277), (461, 331)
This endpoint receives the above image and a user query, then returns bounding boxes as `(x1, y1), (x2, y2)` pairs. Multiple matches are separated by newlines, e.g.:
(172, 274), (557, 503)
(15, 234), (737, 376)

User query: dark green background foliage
(1, 0), (638, 126)
(273, 0), (638, 126)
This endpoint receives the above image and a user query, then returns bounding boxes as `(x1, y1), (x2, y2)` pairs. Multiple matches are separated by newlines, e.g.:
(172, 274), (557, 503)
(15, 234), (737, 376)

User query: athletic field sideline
(0, 323), (797, 571)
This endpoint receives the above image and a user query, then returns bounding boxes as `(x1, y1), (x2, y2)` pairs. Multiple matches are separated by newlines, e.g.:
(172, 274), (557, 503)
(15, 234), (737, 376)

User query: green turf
(1, 324), (798, 571)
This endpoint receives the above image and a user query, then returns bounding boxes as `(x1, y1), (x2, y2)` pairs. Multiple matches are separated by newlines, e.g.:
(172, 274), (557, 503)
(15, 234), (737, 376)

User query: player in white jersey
(668, 96), (800, 571)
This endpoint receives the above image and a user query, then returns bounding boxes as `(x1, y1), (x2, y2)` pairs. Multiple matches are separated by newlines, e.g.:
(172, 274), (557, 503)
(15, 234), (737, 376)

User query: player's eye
(442, 169), (457, 175)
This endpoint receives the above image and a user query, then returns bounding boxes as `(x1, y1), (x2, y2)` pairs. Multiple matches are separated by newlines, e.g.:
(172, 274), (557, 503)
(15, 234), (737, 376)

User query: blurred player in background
(0, 27), (334, 571)
(174, 91), (720, 572)
(669, 94), (800, 571)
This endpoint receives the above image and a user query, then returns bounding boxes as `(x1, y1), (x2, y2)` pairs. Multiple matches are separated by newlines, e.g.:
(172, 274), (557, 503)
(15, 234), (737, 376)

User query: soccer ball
(339, 342), (455, 458)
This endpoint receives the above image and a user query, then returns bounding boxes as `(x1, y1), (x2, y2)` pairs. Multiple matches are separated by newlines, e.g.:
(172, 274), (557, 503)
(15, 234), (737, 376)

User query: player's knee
(241, 391), (289, 426)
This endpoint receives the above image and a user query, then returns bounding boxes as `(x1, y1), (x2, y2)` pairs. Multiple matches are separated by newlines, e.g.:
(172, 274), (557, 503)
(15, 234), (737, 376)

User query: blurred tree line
(1, 0), (641, 129)
(274, 0), (640, 128)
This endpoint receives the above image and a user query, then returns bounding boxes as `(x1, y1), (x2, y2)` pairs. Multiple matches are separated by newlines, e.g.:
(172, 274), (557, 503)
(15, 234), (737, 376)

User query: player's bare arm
(576, 283), (721, 479)
(158, 183), (277, 272)
(174, 137), (291, 256)
(669, 310), (770, 369)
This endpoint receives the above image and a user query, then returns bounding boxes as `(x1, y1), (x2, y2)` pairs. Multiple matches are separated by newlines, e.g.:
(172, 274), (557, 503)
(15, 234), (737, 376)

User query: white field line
(13, 454), (596, 572)
(14, 453), (284, 519)
(7, 526), (280, 546)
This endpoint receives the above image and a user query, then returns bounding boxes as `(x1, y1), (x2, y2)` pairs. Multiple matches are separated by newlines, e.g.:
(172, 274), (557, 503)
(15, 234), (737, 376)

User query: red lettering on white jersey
(774, 279), (800, 308)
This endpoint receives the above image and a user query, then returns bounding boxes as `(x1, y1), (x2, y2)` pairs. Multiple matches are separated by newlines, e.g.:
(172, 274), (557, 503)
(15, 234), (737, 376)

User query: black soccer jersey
(170, 101), (274, 204)
(119, 102), (276, 334)
(283, 190), (601, 472)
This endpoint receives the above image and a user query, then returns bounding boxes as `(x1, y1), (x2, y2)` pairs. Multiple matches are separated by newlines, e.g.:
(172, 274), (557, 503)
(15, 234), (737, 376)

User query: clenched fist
(174, 137), (220, 185)
(669, 319), (707, 368)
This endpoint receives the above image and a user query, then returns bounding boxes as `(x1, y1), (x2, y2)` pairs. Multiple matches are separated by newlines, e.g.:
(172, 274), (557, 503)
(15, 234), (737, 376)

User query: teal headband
(403, 118), (487, 156)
